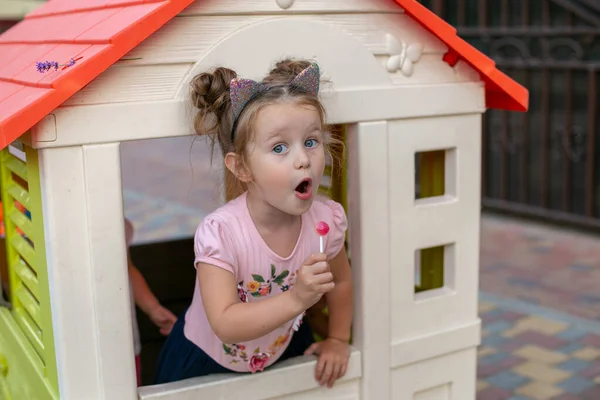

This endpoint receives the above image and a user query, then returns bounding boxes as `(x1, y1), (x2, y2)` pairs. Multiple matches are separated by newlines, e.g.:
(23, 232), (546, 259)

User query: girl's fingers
(319, 359), (334, 386)
(318, 282), (335, 293)
(315, 357), (326, 382)
(313, 271), (334, 284)
(328, 362), (342, 388)
(339, 360), (348, 379)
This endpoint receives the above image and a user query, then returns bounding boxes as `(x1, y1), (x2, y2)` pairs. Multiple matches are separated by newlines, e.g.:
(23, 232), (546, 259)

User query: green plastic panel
(416, 151), (445, 292)
(0, 144), (58, 399)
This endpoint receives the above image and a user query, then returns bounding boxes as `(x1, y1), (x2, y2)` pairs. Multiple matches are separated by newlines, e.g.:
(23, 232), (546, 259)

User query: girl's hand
(148, 304), (177, 336)
(304, 338), (350, 388)
(290, 253), (335, 309)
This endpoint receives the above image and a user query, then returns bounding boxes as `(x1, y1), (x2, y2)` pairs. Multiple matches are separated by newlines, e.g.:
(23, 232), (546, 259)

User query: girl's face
(244, 101), (326, 217)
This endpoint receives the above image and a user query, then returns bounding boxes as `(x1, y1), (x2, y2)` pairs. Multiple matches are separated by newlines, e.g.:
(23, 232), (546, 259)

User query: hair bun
(190, 67), (237, 113)
(190, 67), (237, 137)
(262, 59), (312, 85)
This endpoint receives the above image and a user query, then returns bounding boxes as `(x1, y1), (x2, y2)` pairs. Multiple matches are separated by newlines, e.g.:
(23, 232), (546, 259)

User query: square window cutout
(414, 244), (455, 299)
(414, 149), (456, 202)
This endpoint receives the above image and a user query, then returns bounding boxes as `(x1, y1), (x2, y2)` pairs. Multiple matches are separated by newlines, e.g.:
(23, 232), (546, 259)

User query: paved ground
(477, 292), (600, 399)
(478, 216), (600, 399)
(121, 136), (600, 399)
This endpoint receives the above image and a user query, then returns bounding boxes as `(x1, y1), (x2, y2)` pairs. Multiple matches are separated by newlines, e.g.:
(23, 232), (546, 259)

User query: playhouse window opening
(414, 148), (456, 201)
(120, 135), (224, 386)
(120, 127), (353, 387)
(414, 243), (456, 298)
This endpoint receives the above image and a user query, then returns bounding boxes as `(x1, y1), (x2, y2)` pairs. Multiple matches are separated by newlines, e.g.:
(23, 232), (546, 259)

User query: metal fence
(421, 0), (600, 230)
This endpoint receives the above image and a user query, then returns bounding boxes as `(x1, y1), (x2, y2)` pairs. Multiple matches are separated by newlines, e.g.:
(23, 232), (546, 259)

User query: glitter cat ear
(289, 63), (320, 96)
(230, 78), (264, 123)
(230, 63), (321, 122)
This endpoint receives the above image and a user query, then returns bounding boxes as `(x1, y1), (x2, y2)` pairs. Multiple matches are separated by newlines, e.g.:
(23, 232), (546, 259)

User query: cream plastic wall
(388, 114), (481, 399)
(26, 1), (485, 399)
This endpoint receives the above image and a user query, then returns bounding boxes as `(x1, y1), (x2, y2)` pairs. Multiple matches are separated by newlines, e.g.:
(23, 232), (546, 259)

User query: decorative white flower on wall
(276, 0), (294, 10)
(385, 34), (424, 77)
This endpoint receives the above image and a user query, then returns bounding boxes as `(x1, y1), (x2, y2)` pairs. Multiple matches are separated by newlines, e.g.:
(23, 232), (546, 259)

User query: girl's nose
(294, 149), (310, 169)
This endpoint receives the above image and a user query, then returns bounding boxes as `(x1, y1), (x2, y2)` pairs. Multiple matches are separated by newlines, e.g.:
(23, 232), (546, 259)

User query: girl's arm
(128, 250), (177, 335)
(128, 250), (161, 315)
(324, 246), (353, 342)
(197, 262), (306, 344)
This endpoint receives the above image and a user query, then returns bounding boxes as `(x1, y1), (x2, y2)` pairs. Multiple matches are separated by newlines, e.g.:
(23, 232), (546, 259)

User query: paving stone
(515, 381), (563, 400)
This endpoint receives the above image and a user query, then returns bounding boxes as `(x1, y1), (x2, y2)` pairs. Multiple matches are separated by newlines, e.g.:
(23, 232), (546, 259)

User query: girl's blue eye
(304, 138), (318, 148)
(272, 144), (288, 154)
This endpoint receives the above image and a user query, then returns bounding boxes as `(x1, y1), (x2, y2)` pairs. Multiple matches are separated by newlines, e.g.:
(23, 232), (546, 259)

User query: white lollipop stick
(319, 236), (324, 253)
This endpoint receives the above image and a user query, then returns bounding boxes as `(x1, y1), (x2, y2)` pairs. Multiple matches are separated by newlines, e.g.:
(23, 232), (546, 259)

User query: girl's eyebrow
(303, 125), (320, 134)
(264, 123), (320, 143)
(264, 131), (283, 142)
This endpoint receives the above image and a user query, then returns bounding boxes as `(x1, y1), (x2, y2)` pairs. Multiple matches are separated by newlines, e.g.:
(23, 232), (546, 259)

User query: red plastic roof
(0, 0), (196, 150)
(0, 0), (528, 151)
(395, 0), (529, 113)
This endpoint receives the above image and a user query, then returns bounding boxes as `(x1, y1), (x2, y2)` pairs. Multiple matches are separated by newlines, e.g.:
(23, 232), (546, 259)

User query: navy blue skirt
(154, 309), (315, 384)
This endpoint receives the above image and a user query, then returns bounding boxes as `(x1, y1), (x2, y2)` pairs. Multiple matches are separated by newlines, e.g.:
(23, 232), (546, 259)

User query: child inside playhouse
(154, 60), (354, 388)
(124, 218), (177, 385)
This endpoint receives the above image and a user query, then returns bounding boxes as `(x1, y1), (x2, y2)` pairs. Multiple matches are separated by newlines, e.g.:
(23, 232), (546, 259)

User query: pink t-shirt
(184, 191), (348, 372)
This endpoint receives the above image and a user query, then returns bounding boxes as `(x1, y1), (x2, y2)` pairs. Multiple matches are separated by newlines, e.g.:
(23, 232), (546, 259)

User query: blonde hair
(190, 59), (343, 198)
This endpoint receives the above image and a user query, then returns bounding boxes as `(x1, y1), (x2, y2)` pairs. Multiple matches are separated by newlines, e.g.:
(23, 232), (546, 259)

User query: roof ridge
(25, 0), (168, 20)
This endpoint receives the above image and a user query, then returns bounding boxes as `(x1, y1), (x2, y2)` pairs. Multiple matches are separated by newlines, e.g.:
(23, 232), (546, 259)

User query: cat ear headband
(229, 63), (321, 141)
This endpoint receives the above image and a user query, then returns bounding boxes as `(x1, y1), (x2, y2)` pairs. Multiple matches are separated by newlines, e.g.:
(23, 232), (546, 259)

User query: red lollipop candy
(316, 221), (330, 236)
(316, 221), (330, 252)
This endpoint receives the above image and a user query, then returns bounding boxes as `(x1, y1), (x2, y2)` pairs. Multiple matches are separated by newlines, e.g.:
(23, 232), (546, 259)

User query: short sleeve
(124, 218), (134, 247)
(323, 200), (348, 259)
(194, 217), (236, 275)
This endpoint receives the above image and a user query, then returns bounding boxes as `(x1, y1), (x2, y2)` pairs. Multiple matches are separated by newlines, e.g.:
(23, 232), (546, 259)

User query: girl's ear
(225, 152), (252, 182)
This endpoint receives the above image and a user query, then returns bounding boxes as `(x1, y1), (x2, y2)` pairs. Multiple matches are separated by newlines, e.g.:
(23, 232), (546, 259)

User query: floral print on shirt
(226, 264), (299, 371)
(237, 264), (295, 302)
(223, 333), (291, 372)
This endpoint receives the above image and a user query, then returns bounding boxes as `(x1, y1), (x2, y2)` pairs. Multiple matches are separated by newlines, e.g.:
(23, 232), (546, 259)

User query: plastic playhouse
(0, 0), (528, 399)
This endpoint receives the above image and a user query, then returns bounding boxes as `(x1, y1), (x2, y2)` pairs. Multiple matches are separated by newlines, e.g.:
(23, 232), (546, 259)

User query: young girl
(155, 59), (353, 389)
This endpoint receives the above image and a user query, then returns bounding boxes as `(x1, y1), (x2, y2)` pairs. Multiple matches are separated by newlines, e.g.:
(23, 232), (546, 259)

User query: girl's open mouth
(294, 178), (312, 200)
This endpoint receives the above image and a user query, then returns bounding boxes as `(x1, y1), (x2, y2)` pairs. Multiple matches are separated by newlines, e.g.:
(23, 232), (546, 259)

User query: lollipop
(316, 221), (330, 253)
